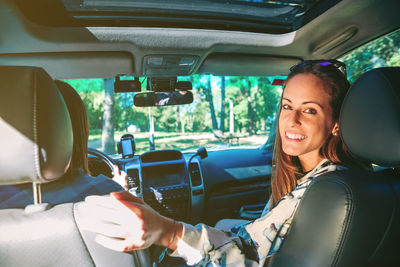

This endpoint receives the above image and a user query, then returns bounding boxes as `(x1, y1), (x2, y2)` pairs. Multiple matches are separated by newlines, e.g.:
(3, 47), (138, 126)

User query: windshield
(64, 74), (283, 156)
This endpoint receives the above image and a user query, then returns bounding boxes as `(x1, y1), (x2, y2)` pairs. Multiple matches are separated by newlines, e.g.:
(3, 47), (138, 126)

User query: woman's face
(278, 73), (338, 170)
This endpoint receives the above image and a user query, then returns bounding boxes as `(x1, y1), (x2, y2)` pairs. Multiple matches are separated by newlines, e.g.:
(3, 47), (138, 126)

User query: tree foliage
(340, 29), (400, 82)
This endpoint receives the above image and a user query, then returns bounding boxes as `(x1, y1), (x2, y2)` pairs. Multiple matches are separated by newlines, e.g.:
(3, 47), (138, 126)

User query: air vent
(189, 162), (202, 187)
(126, 168), (140, 193)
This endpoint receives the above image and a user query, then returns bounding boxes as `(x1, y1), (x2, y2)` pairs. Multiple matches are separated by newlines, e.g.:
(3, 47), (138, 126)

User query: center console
(140, 150), (189, 220)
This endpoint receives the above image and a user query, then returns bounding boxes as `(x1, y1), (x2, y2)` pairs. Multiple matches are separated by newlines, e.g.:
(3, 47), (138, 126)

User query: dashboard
(88, 147), (272, 225)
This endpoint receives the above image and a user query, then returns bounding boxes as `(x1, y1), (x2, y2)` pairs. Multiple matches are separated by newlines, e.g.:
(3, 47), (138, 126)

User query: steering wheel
(88, 147), (115, 178)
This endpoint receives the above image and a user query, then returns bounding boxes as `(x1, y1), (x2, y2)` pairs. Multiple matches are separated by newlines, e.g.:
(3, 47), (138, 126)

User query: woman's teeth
(286, 132), (306, 140)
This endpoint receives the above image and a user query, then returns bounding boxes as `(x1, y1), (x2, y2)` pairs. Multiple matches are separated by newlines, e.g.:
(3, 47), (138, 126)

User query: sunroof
(14, 0), (341, 33)
(74, 0), (305, 18)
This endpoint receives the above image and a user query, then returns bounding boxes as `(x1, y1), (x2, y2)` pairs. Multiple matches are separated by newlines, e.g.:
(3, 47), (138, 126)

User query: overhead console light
(148, 77), (177, 92)
(143, 55), (199, 76)
(179, 56), (196, 66)
(147, 56), (164, 66)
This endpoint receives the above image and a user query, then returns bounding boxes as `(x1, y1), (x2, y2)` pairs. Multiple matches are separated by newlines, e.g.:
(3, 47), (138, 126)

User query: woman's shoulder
(297, 160), (346, 185)
(313, 160), (348, 176)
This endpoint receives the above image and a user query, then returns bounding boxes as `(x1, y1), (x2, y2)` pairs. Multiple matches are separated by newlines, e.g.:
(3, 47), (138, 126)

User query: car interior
(0, 0), (399, 266)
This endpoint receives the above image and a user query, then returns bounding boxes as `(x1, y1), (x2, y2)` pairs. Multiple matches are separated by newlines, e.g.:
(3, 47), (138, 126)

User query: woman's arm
(81, 191), (182, 251)
(81, 189), (302, 266)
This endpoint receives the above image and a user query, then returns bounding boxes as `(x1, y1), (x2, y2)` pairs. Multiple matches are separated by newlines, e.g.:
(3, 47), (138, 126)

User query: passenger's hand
(112, 165), (128, 190)
(81, 191), (179, 252)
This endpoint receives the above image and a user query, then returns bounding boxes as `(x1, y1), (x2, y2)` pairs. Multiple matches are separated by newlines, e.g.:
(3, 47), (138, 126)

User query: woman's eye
(282, 104), (291, 110)
(304, 108), (317, 114)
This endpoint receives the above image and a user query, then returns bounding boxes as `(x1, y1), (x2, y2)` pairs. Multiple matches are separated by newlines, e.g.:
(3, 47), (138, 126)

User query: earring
(333, 132), (338, 136)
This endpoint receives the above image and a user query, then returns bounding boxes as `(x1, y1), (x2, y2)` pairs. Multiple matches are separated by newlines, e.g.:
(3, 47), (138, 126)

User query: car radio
(140, 150), (190, 220)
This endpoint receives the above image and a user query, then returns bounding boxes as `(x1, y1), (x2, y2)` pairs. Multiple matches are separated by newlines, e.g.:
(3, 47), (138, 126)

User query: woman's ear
(331, 122), (339, 135)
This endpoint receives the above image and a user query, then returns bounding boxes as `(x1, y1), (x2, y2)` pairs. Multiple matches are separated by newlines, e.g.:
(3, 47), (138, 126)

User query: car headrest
(0, 66), (73, 185)
(340, 67), (400, 167)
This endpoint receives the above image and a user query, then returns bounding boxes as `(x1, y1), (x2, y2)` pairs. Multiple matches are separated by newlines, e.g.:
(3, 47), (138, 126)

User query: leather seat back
(0, 66), (150, 266)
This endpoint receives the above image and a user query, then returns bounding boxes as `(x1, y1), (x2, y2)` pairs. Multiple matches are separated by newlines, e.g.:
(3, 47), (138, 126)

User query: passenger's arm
(81, 191), (182, 251)
(81, 190), (300, 266)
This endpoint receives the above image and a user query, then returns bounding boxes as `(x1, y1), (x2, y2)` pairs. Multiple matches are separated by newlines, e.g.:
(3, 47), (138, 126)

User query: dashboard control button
(193, 189), (203, 195)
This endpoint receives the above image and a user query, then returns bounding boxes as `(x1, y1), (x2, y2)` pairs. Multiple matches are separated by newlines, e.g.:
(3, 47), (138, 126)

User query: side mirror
(134, 91), (193, 107)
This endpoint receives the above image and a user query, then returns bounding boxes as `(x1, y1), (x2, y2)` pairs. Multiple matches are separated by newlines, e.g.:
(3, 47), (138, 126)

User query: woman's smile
(285, 131), (307, 141)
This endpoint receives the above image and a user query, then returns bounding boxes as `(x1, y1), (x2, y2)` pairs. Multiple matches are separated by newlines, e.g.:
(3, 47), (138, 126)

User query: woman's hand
(112, 165), (128, 190)
(81, 191), (181, 252)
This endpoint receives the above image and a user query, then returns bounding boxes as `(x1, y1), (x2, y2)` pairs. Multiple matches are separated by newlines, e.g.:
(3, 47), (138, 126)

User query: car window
(339, 28), (400, 83)
(64, 75), (284, 156)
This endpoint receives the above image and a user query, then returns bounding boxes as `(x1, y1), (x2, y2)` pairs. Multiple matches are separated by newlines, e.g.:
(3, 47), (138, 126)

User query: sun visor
(0, 52), (134, 79)
(197, 54), (300, 76)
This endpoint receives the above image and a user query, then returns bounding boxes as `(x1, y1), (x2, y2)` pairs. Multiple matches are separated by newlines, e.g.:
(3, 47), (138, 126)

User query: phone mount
(117, 134), (136, 158)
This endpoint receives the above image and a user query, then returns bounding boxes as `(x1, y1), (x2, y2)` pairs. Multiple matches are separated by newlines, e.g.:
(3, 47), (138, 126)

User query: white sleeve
(169, 222), (259, 266)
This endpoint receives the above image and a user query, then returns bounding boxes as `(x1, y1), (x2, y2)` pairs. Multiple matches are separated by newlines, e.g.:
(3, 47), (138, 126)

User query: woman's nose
(288, 110), (301, 126)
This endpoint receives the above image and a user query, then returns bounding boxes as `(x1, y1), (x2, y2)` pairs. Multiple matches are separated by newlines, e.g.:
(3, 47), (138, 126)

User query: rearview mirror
(134, 91), (193, 107)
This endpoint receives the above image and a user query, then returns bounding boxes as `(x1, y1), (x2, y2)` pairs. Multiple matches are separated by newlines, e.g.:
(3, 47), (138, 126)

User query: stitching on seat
(368, 179), (398, 261)
(72, 203), (96, 266)
(32, 69), (41, 180)
(318, 175), (354, 267)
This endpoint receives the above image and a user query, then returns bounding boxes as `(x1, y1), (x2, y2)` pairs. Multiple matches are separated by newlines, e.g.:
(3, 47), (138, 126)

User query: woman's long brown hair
(55, 80), (91, 175)
(270, 63), (351, 207)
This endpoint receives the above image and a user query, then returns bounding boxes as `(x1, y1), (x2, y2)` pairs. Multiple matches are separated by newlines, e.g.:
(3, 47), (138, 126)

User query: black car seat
(0, 66), (150, 266)
(271, 67), (400, 266)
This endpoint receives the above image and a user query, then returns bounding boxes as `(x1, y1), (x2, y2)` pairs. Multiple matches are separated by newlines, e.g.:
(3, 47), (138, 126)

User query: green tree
(64, 79), (105, 134)
(204, 76), (218, 131)
(340, 29), (400, 82)
(220, 76), (226, 133)
(256, 77), (281, 131)
(102, 78), (115, 154)
(226, 76), (259, 135)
